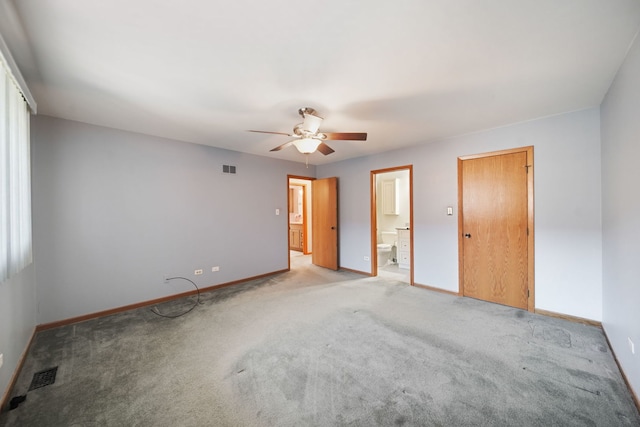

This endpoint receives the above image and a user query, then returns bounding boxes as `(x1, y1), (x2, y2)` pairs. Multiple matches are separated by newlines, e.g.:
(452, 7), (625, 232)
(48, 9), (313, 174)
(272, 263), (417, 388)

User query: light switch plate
(447, 206), (453, 216)
(0, 353), (3, 369)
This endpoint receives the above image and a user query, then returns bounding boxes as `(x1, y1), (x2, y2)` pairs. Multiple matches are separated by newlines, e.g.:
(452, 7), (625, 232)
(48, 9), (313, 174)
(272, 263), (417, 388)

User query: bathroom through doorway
(288, 176), (313, 269)
(370, 166), (413, 284)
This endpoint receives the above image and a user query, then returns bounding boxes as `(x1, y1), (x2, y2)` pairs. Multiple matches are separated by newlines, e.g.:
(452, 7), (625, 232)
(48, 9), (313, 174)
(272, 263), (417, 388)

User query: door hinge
(527, 289), (530, 298)
(524, 164), (532, 173)
(527, 228), (529, 236)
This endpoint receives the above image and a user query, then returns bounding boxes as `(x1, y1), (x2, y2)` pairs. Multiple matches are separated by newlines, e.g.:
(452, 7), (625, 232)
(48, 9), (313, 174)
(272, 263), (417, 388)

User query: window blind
(0, 47), (32, 282)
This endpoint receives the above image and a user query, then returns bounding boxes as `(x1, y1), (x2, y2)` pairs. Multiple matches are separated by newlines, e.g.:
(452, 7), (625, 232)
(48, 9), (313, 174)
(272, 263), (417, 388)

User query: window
(0, 48), (32, 282)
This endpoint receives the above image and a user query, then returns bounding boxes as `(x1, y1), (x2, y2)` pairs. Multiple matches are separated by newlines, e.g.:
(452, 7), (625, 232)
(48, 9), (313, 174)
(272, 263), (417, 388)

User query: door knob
(464, 233), (471, 238)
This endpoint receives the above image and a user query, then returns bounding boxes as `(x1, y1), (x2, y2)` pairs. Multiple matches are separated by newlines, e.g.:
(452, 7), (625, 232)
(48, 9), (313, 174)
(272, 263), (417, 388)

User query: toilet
(377, 231), (397, 266)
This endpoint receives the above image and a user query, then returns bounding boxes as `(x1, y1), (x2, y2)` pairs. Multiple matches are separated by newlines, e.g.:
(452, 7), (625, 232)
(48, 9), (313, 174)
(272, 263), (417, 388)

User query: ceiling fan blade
(316, 142), (335, 155)
(322, 132), (367, 141)
(248, 130), (292, 136)
(269, 140), (295, 152)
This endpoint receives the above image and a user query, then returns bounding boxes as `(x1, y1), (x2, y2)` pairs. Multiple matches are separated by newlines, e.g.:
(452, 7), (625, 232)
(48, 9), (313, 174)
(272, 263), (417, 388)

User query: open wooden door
(312, 177), (339, 270)
(459, 147), (534, 311)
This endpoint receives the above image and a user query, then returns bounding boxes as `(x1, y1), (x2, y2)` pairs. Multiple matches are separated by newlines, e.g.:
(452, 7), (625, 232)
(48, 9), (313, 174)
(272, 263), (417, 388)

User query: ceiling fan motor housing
(298, 107), (318, 118)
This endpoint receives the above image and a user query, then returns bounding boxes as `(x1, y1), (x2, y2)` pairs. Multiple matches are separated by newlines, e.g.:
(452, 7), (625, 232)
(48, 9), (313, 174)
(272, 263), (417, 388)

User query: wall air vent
(222, 165), (237, 174)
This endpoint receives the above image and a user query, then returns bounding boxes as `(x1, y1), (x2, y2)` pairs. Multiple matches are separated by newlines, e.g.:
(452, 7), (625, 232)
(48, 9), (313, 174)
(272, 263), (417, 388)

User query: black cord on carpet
(151, 276), (201, 318)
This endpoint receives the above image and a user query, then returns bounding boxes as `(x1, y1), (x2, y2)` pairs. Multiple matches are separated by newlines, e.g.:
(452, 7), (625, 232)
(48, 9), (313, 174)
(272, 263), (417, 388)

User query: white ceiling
(2, 0), (640, 165)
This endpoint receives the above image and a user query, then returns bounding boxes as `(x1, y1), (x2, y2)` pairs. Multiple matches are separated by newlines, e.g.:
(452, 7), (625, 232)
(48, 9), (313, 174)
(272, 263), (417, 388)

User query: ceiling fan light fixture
(293, 138), (321, 154)
(301, 113), (323, 133)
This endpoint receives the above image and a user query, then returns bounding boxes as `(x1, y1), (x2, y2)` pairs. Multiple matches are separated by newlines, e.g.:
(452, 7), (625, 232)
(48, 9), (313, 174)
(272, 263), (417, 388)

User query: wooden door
(312, 177), (339, 270)
(459, 147), (533, 310)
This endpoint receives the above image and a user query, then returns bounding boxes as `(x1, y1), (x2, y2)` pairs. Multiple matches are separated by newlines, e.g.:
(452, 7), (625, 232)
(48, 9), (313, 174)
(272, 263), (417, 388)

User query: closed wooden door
(459, 148), (533, 310)
(312, 177), (339, 270)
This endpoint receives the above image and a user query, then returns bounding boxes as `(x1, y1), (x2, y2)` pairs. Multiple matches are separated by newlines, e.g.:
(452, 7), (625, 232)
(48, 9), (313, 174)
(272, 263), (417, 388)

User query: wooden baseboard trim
(413, 282), (461, 296)
(340, 267), (372, 276)
(1, 327), (36, 413)
(534, 308), (602, 327)
(602, 327), (640, 414)
(36, 269), (288, 332)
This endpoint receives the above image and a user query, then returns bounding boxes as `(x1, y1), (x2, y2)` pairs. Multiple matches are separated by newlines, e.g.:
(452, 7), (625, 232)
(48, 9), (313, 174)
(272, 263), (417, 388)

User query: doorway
(370, 166), (413, 284)
(287, 175), (340, 271)
(288, 176), (313, 269)
(458, 146), (534, 311)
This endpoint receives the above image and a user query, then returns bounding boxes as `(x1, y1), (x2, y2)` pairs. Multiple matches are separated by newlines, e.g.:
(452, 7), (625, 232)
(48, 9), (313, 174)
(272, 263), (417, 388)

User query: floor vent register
(29, 366), (58, 391)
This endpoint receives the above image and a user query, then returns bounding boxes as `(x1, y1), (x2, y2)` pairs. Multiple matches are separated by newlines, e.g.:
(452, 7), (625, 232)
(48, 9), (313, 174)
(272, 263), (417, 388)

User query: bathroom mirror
(289, 185), (304, 223)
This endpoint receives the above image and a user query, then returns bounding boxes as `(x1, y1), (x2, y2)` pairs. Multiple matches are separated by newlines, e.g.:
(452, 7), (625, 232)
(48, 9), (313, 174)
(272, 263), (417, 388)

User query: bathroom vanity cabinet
(397, 228), (411, 269)
(289, 223), (303, 252)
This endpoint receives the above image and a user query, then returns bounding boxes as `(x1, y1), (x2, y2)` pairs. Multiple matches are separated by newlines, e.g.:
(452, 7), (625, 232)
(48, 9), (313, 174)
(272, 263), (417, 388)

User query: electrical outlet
(194, 269), (203, 275)
(0, 353), (3, 369)
(212, 266), (220, 272)
(364, 256), (370, 261)
(629, 337), (635, 354)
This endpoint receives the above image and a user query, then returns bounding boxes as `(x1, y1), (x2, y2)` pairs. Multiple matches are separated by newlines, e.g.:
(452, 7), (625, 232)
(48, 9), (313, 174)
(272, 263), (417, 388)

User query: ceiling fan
(248, 107), (367, 156)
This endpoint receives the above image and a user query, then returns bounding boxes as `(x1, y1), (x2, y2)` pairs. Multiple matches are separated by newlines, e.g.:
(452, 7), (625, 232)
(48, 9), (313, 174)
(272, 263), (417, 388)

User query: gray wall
(0, 264), (37, 405)
(31, 116), (314, 324)
(318, 108), (603, 321)
(601, 34), (640, 397)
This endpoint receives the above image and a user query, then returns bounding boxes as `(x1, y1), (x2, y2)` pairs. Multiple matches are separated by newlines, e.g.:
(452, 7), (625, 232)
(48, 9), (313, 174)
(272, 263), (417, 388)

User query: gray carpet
(2, 256), (639, 426)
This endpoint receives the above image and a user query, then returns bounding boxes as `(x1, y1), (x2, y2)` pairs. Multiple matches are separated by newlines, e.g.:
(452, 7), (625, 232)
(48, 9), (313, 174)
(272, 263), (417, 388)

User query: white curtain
(0, 50), (32, 282)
